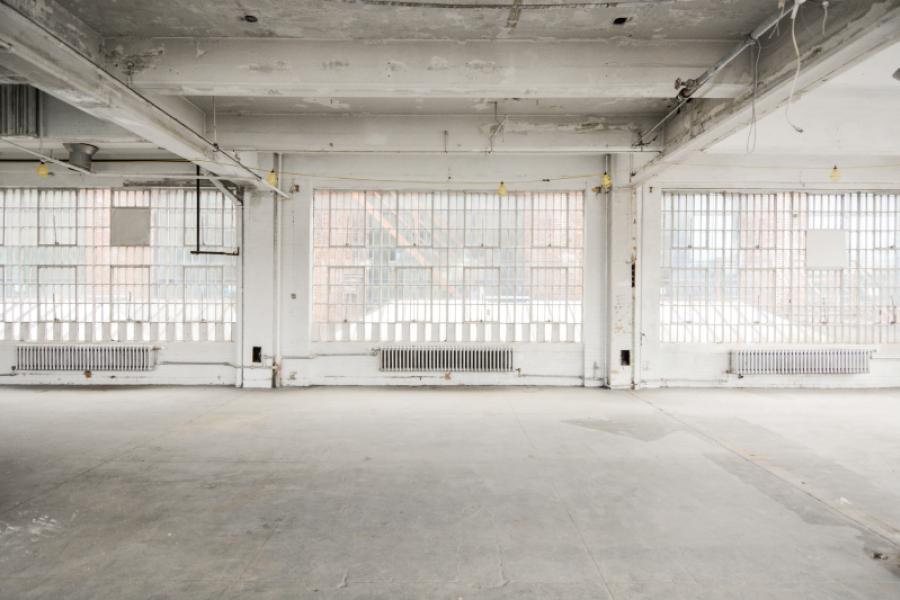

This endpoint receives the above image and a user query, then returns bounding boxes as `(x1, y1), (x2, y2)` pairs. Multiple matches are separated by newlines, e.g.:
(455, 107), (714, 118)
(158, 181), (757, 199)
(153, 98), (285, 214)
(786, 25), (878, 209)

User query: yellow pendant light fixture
(497, 181), (508, 196)
(601, 171), (613, 191)
(829, 165), (841, 182)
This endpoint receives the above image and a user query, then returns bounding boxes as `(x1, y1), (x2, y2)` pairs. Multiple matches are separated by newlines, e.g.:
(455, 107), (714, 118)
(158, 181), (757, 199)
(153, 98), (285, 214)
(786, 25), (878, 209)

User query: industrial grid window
(313, 189), (583, 343)
(660, 191), (900, 344)
(0, 188), (238, 343)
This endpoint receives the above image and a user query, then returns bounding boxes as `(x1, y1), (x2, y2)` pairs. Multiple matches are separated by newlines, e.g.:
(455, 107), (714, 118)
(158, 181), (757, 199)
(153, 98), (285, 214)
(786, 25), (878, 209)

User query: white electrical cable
(784, 0), (806, 134)
(746, 40), (761, 153)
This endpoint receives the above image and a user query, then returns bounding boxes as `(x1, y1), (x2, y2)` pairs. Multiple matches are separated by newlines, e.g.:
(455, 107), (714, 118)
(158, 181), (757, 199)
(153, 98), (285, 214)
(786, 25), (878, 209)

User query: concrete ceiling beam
(3, 97), (657, 154)
(206, 113), (659, 154)
(106, 37), (749, 100)
(0, 0), (278, 192)
(632, 0), (900, 183)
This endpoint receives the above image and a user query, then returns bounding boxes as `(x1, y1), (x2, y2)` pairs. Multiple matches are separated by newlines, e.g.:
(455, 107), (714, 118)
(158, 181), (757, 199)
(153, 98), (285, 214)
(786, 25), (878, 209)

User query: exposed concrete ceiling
(3, 0), (897, 169)
(67, 0), (775, 41)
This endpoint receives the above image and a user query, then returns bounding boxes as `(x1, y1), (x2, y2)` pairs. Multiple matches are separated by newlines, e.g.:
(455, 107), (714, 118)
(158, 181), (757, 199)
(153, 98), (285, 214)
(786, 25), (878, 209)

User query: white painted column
(279, 169), (314, 385)
(241, 189), (277, 388)
(606, 155), (637, 388)
(637, 183), (663, 388)
(582, 177), (606, 386)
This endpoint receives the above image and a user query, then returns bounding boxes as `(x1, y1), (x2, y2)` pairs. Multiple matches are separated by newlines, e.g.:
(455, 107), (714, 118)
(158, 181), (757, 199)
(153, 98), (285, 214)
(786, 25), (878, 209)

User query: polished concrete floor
(1, 386), (899, 599)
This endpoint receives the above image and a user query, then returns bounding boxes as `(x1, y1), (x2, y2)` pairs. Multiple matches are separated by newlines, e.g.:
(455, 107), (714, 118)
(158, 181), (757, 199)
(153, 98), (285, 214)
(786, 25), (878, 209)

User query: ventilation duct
(63, 142), (99, 171)
(0, 84), (40, 136)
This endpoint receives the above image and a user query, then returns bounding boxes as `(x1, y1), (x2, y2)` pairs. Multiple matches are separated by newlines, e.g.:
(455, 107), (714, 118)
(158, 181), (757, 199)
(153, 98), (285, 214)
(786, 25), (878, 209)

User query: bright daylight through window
(0, 188), (239, 343)
(660, 191), (900, 344)
(313, 189), (584, 343)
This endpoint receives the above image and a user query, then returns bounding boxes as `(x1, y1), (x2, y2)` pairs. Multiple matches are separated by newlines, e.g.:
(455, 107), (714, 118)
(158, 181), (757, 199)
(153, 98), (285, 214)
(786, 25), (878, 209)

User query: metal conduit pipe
(207, 174), (243, 207)
(0, 136), (90, 174)
(273, 152), (284, 387)
(602, 152), (612, 386)
(636, 6), (796, 146)
(195, 165), (201, 253)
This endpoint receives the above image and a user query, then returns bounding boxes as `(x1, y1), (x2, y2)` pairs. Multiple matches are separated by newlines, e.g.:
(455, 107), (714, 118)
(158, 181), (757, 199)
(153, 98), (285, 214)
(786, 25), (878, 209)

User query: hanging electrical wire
(784, 0), (807, 134)
(746, 38), (762, 153)
(487, 101), (508, 154)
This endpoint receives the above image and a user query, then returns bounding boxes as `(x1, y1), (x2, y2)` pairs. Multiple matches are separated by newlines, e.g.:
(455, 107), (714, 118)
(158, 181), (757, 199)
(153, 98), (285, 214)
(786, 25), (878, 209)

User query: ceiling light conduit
(636, 4), (801, 147)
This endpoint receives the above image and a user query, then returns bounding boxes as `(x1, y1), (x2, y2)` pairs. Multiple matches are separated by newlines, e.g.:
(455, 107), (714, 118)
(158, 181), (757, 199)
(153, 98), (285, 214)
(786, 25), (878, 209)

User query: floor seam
(214, 509), (284, 599)
(547, 480), (618, 600)
(628, 389), (900, 551)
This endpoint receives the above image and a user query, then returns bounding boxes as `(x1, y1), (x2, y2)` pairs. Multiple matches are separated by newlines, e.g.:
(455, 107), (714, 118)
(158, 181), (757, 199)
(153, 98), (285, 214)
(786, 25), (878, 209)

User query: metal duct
(0, 84), (40, 136)
(63, 142), (99, 171)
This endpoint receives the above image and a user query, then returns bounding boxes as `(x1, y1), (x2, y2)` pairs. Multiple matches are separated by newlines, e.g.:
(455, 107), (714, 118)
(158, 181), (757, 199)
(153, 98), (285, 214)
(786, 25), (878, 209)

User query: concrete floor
(1, 387), (899, 599)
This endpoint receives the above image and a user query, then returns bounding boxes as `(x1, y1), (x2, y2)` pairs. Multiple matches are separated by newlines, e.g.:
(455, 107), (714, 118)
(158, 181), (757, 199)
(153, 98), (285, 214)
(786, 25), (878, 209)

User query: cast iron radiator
(16, 345), (155, 372)
(379, 345), (513, 373)
(730, 348), (873, 375)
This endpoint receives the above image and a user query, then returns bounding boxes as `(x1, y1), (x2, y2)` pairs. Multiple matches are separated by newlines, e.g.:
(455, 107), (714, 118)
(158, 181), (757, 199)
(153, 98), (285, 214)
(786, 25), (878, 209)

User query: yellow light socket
(35, 162), (50, 177)
(829, 165), (841, 183)
(265, 169), (279, 187)
(497, 181), (508, 196)
(601, 171), (613, 191)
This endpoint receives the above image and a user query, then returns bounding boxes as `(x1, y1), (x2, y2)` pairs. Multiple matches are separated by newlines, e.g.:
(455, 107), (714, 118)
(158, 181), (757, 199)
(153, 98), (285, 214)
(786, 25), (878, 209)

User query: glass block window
(660, 191), (900, 344)
(0, 188), (239, 343)
(313, 189), (583, 343)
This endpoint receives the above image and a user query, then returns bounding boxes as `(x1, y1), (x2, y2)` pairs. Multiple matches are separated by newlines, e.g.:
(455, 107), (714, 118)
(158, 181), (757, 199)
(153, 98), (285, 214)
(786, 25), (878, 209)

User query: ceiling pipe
(0, 136), (90, 174)
(207, 171), (243, 206)
(635, 6), (795, 146)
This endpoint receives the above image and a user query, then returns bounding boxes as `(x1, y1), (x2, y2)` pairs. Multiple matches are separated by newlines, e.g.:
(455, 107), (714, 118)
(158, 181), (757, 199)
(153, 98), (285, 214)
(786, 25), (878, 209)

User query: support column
(278, 168), (314, 386)
(582, 176), (606, 387)
(606, 155), (637, 388)
(241, 189), (277, 388)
